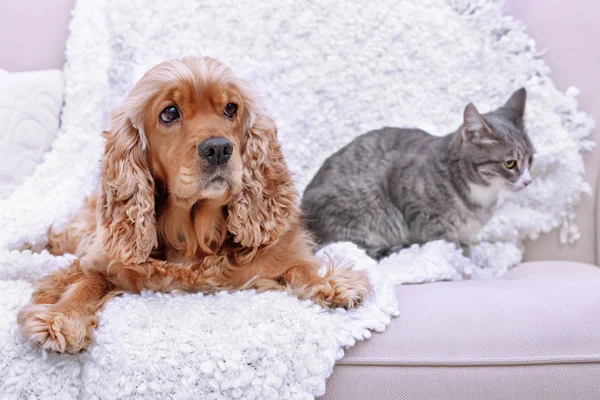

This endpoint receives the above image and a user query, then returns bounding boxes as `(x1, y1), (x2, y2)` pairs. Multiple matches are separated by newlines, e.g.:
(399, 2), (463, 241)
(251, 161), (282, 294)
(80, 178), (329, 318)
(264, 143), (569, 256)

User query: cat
(301, 88), (534, 260)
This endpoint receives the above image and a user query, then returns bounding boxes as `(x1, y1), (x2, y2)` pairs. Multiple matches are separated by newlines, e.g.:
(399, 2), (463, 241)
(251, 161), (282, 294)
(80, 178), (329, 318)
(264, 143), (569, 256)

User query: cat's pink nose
(523, 180), (532, 186)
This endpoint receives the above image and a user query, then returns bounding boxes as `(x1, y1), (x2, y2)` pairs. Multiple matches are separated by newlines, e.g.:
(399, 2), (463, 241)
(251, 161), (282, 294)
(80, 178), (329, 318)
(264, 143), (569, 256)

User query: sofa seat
(322, 262), (600, 399)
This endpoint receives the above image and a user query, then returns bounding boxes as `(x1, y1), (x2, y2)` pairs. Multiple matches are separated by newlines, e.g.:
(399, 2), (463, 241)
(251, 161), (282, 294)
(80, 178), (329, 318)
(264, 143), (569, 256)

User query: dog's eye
(224, 103), (237, 118)
(160, 106), (180, 124)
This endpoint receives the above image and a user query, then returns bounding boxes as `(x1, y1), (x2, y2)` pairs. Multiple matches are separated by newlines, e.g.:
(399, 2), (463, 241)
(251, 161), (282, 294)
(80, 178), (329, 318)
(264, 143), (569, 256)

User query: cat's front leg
(460, 244), (472, 258)
(446, 234), (472, 258)
(365, 244), (407, 261)
(365, 247), (390, 260)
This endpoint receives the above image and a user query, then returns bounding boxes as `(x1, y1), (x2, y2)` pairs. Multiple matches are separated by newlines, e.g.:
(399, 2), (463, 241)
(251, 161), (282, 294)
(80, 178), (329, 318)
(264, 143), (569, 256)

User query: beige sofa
(1, 0), (598, 398)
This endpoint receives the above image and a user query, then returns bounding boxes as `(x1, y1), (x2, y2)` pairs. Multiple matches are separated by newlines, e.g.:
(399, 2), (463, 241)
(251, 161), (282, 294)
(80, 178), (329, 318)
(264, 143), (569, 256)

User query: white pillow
(0, 69), (64, 199)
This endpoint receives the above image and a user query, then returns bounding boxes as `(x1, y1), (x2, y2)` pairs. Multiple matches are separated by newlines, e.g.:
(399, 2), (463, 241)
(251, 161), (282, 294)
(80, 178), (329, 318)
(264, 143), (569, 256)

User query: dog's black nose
(198, 138), (233, 166)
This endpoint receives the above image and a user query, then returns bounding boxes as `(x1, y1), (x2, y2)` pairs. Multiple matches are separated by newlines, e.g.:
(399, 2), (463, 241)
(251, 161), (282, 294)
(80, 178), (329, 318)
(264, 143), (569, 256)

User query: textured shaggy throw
(0, 0), (594, 398)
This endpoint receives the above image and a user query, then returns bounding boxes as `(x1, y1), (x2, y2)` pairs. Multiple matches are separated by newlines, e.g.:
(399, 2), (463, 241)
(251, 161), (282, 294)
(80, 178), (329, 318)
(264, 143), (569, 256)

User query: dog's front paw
(315, 268), (372, 309)
(17, 304), (95, 353)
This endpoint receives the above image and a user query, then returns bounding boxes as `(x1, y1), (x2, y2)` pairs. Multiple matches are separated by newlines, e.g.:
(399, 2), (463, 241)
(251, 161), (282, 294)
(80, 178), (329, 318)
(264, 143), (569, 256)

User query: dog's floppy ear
(227, 107), (299, 248)
(98, 108), (157, 264)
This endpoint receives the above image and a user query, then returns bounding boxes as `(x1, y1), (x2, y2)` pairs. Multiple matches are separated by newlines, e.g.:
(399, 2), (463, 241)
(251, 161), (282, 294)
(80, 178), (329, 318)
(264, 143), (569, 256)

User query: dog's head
(100, 57), (298, 263)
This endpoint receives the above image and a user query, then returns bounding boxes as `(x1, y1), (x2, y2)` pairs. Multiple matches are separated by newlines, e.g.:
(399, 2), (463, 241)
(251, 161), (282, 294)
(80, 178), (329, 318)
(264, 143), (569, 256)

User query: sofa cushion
(0, 69), (64, 199)
(323, 261), (600, 399)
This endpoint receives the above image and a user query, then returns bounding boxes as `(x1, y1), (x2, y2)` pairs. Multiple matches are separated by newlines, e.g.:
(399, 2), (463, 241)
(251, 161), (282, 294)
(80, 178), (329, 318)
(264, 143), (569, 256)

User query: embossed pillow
(0, 69), (64, 199)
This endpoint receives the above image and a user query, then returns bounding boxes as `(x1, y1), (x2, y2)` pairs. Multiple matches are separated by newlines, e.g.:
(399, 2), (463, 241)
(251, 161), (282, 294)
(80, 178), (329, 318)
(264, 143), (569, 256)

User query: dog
(18, 56), (371, 353)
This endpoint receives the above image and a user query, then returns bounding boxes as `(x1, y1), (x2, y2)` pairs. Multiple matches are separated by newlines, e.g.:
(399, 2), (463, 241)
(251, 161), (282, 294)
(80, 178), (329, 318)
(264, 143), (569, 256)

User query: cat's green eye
(504, 160), (517, 169)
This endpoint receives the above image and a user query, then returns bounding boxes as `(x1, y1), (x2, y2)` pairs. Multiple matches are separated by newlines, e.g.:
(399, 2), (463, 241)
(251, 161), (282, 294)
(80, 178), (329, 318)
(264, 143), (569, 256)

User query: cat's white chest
(458, 178), (506, 244)
(469, 178), (506, 208)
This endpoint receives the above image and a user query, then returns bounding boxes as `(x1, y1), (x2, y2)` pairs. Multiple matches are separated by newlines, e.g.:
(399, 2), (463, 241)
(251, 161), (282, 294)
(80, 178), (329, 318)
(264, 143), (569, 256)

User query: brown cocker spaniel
(17, 56), (371, 353)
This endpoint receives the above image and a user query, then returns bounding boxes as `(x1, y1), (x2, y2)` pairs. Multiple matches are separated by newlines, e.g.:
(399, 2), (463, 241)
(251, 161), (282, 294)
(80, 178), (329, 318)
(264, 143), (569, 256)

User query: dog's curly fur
(18, 57), (371, 353)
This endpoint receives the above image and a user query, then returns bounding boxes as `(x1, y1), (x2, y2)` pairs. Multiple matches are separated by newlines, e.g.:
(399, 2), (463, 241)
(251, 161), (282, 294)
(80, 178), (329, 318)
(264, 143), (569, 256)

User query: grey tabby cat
(302, 88), (534, 260)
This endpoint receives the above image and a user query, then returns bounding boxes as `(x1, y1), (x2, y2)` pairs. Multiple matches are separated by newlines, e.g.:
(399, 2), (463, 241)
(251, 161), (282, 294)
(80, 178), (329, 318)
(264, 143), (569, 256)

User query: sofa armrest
(511, 0), (599, 266)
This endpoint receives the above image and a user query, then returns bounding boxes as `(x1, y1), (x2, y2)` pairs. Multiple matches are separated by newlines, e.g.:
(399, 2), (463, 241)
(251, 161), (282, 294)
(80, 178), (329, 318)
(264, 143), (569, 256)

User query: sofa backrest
(523, 126), (598, 266)
(513, 0), (599, 266)
(597, 173), (599, 264)
(0, 0), (597, 265)
(0, 0), (73, 72)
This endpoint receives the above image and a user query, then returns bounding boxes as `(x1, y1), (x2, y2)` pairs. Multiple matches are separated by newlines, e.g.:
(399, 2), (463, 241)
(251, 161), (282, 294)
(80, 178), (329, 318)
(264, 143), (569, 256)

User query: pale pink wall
(0, 0), (75, 72)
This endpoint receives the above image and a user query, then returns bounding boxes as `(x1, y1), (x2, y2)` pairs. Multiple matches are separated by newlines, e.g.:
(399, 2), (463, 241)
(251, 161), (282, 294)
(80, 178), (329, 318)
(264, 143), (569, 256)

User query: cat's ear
(462, 103), (497, 145)
(503, 88), (526, 126)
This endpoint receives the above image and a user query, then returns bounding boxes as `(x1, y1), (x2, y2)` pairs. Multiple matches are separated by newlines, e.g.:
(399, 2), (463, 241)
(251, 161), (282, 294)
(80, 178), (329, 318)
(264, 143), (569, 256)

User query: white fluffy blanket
(0, 0), (593, 398)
